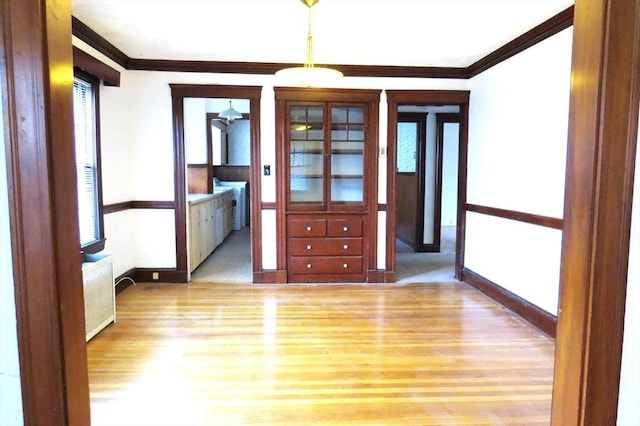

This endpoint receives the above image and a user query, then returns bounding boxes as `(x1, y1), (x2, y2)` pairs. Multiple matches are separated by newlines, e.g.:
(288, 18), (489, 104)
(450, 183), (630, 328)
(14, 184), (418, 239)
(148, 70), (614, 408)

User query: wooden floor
(87, 282), (555, 425)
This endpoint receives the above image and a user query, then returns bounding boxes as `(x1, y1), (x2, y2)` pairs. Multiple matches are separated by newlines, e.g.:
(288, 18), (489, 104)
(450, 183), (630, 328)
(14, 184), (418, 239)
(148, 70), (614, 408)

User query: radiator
(82, 253), (115, 341)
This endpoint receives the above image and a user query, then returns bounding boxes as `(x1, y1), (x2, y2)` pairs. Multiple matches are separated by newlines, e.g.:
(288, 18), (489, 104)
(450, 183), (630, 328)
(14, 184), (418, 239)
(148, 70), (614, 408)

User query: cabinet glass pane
(331, 107), (364, 124)
(331, 176), (363, 203)
(290, 104), (324, 204)
(331, 141), (364, 203)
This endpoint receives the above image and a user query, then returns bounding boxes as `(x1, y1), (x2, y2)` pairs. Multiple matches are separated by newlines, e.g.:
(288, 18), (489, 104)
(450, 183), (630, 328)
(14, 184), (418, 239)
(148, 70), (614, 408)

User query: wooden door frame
(550, 0), (640, 424)
(169, 85), (262, 282)
(395, 112), (428, 251)
(3, 1), (638, 424)
(386, 91), (470, 280)
(435, 112), (462, 248)
(1, 0), (91, 424)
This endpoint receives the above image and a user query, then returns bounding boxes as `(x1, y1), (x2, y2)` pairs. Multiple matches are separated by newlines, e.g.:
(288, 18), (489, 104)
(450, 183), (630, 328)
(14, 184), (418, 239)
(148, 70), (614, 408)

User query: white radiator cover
(82, 253), (115, 341)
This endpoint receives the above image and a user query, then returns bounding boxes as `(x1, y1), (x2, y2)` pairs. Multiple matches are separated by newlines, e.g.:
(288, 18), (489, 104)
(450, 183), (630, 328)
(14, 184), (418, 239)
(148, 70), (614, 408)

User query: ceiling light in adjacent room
(218, 100), (243, 124)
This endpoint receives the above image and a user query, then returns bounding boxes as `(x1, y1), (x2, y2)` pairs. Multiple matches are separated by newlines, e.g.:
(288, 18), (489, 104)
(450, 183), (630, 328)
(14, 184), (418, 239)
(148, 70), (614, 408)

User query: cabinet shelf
(290, 148), (364, 155)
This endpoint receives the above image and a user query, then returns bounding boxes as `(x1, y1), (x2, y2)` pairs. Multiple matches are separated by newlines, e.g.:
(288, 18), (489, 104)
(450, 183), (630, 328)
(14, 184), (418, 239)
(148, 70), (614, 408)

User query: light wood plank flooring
(88, 282), (555, 425)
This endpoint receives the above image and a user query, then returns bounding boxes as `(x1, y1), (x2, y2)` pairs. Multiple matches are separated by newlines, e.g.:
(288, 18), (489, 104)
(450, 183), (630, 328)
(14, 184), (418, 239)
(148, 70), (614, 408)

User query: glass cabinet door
(330, 106), (364, 204)
(289, 105), (324, 205)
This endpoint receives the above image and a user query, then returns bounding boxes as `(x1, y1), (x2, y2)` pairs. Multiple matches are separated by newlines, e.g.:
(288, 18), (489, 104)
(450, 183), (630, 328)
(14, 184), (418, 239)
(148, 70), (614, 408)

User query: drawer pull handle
(343, 244), (349, 250)
(343, 263), (349, 269)
(343, 226), (349, 232)
(306, 263), (312, 269)
(306, 244), (312, 250)
(306, 226), (312, 231)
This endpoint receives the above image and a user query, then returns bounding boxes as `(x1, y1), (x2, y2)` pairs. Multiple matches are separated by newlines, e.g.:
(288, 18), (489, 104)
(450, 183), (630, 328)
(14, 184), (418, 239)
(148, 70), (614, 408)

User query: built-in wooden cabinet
(276, 88), (381, 282)
(189, 190), (234, 272)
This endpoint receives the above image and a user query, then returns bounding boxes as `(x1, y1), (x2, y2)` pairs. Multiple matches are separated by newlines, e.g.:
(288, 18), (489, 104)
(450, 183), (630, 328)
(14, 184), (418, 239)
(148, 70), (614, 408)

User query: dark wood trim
(170, 88), (189, 274)
(384, 271), (395, 283)
(386, 91), (470, 281)
(468, 6), (574, 77)
(465, 203), (563, 230)
(254, 270), (287, 284)
(171, 84), (263, 282)
(551, 0), (640, 424)
(128, 58), (468, 79)
(261, 202), (276, 210)
(72, 7), (573, 79)
(275, 95), (288, 273)
(205, 114), (215, 191)
(71, 16), (129, 68)
(367, 99), (381, 270)
(114, 267), (189, 290)
(73, 68), (106, 255)
(114, 268), (136, 294)
(455, 104), (469, 280)
(103, 201), (132, 214)
(2, 1), (90, 424)
(131, 268), (188, 283)
(72, 45), (120, 86)
(397, 112), (430, 252)
(103, 200), (175, 214)
(377, 204), (387, 211)
(432, 113), (461, 252)
(462, 268), (557, 338)
(130, 200), (174, 209)
(249, 94), (263, 279)
(386, 102), (398, 276)
(366, 270), (387, 283)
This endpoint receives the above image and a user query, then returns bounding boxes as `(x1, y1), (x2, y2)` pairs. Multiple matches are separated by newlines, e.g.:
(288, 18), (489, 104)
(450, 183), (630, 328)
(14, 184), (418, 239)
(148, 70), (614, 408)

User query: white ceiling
(71, 0), (574, 68)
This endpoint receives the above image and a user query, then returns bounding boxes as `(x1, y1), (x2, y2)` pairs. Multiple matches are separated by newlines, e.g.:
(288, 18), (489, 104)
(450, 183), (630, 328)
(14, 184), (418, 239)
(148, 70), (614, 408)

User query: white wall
(617, 107), (640, 425)
(184, 97), (207, 164)
(441, 122), (460, 226)
(465, 27), (572, 314)
(0, 85), (24, 425)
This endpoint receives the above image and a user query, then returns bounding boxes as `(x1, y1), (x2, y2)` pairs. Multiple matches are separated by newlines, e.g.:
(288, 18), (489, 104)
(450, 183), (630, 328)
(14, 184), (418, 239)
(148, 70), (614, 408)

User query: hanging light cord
(305, 2), (315, 68)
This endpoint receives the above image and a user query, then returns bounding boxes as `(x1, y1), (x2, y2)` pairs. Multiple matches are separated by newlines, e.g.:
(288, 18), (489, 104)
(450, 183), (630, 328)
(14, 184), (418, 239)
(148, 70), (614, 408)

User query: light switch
(263, 165), (271, 176)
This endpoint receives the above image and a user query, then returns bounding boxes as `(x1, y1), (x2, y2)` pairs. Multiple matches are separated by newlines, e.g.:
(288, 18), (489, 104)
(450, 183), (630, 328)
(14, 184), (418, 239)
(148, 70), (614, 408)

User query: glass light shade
(218, 101), (243, 122)
(275, 66), (343, 87)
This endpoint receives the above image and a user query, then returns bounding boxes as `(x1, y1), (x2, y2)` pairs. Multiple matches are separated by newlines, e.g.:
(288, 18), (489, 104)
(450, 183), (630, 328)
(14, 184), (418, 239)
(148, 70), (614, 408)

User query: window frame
(73, 67), (105, 254)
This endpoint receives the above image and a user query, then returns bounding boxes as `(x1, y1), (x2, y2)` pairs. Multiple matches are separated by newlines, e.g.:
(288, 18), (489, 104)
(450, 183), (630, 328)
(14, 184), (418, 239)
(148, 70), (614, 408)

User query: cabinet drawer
(290, 256), (362, 274)
(289, 237), (363, 256)
(289, 218), (327, 237)
(327, 218), (362, 237)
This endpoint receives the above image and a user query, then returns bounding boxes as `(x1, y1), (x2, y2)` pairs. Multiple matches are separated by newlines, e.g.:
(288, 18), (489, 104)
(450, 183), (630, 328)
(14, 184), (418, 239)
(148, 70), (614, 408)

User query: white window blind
(73, 77), (99, 248)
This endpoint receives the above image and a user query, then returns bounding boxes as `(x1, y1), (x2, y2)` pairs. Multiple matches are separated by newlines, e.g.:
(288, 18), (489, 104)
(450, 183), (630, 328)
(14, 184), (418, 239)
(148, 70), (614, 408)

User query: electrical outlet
(152, 272), (159, 280)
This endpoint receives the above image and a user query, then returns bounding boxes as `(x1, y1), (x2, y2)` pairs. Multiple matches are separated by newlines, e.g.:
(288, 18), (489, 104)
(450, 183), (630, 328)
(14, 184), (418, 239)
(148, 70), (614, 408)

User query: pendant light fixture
(218, 100), (243, 124)
(275, 0), (343, 86)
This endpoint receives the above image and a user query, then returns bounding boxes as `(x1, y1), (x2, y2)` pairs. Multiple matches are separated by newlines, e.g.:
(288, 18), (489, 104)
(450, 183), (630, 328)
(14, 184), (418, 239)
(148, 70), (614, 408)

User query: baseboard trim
(462, 268), (557, 338)
(254, 270), (287, 283)
(115, 268), (189, 286)
(114, 268), (137, 295)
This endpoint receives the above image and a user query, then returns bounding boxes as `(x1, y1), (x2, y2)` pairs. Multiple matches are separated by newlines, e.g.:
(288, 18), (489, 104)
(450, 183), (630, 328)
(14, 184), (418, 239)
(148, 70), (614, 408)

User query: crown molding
(72, 6), (573, 80)
(467, 5), (574, 77)
(71, 16), (130, 68)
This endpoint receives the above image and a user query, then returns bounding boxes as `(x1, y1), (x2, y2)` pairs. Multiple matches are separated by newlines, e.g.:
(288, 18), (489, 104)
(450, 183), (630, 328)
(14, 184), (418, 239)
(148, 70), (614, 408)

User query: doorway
(170, 85), (263, 283)
(184, 97), (253, 282)
(393, 103), (463, 282)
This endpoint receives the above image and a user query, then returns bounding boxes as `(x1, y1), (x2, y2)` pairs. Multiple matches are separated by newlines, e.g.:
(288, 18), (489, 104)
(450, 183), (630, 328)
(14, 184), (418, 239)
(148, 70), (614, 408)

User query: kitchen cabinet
(188, 189), (235, 272)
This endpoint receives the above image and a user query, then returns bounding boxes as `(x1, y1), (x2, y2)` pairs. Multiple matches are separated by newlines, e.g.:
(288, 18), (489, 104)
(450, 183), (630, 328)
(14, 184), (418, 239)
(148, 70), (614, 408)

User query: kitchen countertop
(188, 188), (233, 204)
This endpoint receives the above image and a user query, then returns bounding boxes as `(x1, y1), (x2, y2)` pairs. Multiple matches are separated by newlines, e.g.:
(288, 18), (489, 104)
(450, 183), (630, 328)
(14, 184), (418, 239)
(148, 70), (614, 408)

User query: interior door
(395, 113), (426, 250)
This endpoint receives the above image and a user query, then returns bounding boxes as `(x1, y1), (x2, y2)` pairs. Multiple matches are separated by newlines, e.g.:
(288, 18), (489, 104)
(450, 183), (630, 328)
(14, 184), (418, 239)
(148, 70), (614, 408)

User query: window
(73, 70), (104, 254)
